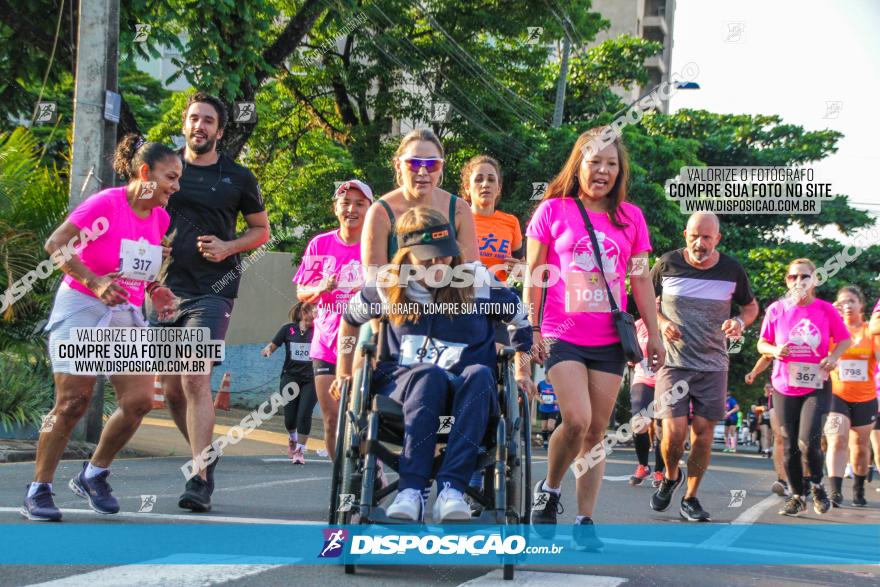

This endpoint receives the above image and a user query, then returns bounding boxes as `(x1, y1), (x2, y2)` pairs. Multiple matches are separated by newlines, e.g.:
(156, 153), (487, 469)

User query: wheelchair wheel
(328, 382), (350, 524)
(516, 388), (532, 524)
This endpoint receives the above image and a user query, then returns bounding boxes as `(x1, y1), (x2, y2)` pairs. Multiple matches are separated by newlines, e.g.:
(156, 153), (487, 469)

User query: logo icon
(526, 27), (543, 44)
(233, 102), (257, 124)
(727, 336), (744, 354)
(431, 102), (451, 123)
(629, 257), (649, 276)
(788, 319), (821, 356)
(39, 414), (56, 433)
(138, 181), (156, 200)
(823, 101), (842, 119)
(725, 22), (745, 43)
(337, 493), (355, 512)
(35, 102), (57, 124)
(825, 414), (842, 435)
(319, 528), (348, 558)
(728, 489), (746, 508)
(530, 182), (547, 200)
(437, 416), (455, 433)
(532, 491), (549, 511)
(340, 336), (357, 354)
(572, 232), (620, 273)
(134, 24), (152, 42)
(138, 495), (157, 513)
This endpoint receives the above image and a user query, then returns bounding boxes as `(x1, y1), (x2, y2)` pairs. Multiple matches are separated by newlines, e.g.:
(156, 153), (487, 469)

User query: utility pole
(69, 0), (120, 442)
(552, 36), (570, 128)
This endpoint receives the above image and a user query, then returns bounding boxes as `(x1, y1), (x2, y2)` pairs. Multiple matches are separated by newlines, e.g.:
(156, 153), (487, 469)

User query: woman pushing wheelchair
(331, 206), (537, 523)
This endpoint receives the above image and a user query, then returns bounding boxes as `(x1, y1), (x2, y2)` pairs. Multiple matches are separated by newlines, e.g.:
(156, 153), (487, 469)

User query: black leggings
(773, 384), (830, 496)
(281, 375), (317, 436)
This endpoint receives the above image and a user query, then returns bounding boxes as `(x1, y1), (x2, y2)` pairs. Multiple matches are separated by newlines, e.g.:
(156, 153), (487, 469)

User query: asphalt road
(1, 445), (878, 586)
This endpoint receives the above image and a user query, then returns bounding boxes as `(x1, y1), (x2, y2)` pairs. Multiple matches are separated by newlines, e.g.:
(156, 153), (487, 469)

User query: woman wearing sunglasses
(757, 258), (851, 516)
(362, 129), (479, 276)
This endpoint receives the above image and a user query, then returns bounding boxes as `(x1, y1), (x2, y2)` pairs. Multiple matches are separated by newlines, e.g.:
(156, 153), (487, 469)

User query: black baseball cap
(397, 223), (460, 260)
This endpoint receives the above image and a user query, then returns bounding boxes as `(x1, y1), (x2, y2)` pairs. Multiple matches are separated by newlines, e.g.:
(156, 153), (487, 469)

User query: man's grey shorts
(655, 367), (727, 422)
(147, 294), (234, 366)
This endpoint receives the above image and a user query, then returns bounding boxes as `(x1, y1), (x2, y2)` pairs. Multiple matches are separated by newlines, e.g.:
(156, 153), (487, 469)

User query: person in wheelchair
(332, 206), (537, 522)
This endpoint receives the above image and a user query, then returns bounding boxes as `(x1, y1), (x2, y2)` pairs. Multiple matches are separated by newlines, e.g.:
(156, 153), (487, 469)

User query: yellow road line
(140, 416), (326, 451)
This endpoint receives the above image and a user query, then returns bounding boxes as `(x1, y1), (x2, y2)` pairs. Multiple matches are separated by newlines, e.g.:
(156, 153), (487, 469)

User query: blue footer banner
(1, 524), (877, 565)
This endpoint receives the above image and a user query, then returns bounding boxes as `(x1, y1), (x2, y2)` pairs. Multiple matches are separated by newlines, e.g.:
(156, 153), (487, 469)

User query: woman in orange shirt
(828, 285), (879, 507)
(459, 155), (523, 285)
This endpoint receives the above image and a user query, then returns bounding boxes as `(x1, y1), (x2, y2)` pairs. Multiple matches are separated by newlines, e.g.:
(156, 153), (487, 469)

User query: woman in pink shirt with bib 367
(525, 127), (664, 548)
(758, 258), (851, 516)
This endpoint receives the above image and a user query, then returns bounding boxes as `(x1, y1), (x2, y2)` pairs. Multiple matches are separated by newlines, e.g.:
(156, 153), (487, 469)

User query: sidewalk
(128, 408), (327, 458)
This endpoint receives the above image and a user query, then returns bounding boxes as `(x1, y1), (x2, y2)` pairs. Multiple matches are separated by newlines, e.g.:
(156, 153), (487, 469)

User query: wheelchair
(328, 322), (532, 580)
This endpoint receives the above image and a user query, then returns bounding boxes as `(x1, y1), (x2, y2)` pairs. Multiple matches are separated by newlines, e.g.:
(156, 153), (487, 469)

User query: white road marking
(601, 475), (632, 482)
(0, 506), (321, 525)
(459, 570), (627, 586)
(217, 475), (331, 492)
(260, 458), (332, 463)
(23, 556), (290, 586)
(698, 494), (777, 549)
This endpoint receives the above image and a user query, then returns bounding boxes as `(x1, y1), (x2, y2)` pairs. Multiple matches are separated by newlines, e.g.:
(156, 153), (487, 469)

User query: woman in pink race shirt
(23, 135), (181, 523)
(293, 181), (372, 460)
(525, 127), (664, 547)
(758, 258), (851, 517)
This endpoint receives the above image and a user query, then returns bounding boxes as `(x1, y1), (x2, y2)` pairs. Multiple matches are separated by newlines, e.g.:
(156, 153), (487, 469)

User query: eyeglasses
(400, 157), (444, 172)
(786, 273), (812, 282)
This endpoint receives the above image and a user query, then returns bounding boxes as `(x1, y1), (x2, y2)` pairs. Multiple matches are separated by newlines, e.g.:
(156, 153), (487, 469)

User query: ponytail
(114, 134), (177, 181)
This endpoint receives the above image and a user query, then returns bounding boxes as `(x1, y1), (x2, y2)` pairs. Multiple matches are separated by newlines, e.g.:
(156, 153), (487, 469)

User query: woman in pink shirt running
(525, 127), (664, 547)
(758, 258), (851, 516)
(293, 180), (372, 460)
(23, 135), (181, 522)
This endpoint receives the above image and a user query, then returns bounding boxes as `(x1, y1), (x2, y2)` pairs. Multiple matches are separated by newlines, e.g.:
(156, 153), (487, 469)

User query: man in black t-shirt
(149, 92), (270, 512)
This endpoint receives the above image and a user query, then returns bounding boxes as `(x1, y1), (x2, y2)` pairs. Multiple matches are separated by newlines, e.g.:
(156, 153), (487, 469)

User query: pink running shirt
(526, 198), (652, 347)
(293, 229), (363, 364)
(759, 298), (850, 396)
(64, 186), (170, 307)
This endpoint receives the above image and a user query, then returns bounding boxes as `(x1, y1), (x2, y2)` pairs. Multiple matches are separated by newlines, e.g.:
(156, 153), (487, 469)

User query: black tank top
(378, 194), (459, 258)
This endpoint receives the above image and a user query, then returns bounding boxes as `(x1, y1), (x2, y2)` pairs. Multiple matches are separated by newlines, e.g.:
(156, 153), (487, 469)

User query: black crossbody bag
(573, 198), (644, 363)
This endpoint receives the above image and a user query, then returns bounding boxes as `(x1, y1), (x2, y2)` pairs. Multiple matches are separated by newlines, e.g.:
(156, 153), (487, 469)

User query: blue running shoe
(20, 484), (62, 522)
(69, 462), (120, 514)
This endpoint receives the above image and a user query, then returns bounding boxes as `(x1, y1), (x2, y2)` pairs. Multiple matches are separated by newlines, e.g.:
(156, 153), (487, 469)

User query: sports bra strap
(380, 195), (458, 258)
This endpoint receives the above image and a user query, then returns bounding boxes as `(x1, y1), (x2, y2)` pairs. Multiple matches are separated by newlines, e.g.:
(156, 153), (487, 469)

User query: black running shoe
(651, 469), (685, 512)
(829, 490), (843, 508)
(572, 517), (603, 552)
(206, 455), (220, 495)
(679, 497), (711, 522)
(811, 484), (830, 514)
(530, 479), (563, 536)
(179, 476), (212, 512)
(852, 486), (867, 507)
(778, 495), (806, 516)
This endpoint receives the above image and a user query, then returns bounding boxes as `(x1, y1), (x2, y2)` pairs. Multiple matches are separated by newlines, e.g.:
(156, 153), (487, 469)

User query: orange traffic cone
(152, 376), (165, 409)
(214, 371), (231, 411)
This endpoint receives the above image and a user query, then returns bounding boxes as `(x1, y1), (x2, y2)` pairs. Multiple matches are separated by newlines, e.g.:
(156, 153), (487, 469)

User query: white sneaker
(433, 482), (471, 522)
(386, 488), (423, 521)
